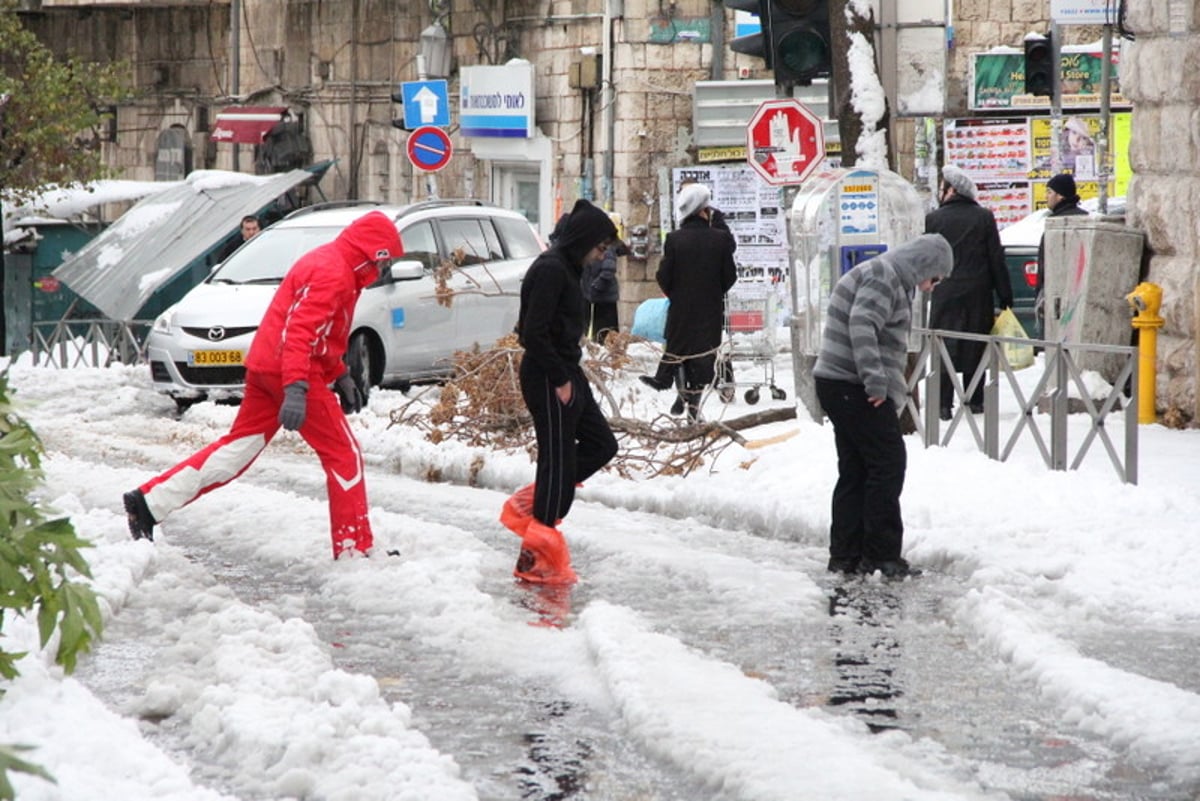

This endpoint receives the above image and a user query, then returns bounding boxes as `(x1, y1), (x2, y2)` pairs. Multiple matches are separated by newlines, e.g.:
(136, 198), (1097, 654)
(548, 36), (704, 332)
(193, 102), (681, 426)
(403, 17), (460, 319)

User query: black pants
(520, 361), (618, 526)
(652, 351), (718, 418)
(815, 378), (907, 563)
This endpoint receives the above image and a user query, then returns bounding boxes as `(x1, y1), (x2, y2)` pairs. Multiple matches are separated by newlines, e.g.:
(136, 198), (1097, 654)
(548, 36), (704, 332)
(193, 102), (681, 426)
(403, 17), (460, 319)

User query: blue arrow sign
(401, 80), (450, 128)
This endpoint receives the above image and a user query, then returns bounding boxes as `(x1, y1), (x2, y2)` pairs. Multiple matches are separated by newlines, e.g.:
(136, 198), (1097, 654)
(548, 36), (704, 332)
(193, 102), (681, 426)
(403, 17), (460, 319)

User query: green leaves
(0, 1), (131, 204)
(0, 745), (56, 801)
(0, 366), (104, 794)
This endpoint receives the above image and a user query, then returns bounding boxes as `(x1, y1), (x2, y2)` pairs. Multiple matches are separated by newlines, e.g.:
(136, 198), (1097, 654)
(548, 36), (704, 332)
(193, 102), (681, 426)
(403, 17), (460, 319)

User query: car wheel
(346, 331), (374, 404)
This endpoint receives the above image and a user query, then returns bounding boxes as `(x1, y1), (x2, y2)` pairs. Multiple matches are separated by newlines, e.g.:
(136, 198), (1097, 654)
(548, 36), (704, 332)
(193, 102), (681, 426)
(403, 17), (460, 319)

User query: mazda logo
(207, 326), (226, 342)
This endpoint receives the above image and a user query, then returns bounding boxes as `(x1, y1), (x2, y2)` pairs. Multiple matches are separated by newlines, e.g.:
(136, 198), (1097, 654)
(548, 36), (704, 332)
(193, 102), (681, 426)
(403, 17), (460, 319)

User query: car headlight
(152, 311), (176, 334)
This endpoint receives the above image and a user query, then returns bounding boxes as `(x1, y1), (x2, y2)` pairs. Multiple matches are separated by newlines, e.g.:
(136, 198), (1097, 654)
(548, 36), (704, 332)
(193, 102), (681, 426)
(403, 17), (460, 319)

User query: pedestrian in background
(638, 183), (737, 421)
(814, 234), (953, 578)
(215, 214), (261, 263)
(1034, 171), (1089, 327)
(123, 211), (402, 559)
(581, 222), (625, 344)
(499, 199), (620, 585)
(924, 165), (1014, 419)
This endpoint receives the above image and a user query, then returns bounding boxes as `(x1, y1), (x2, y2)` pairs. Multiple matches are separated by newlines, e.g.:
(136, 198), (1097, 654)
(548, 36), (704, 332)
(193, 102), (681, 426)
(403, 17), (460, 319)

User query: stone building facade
(1121, 2), (1200, 421)
(14, 0), (1197, 420)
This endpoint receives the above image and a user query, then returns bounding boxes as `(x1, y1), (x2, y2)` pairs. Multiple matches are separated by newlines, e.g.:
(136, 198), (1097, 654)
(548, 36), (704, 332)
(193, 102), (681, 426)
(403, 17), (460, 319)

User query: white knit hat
(675, 183), (711, 222)
(941, 164), (977, 201)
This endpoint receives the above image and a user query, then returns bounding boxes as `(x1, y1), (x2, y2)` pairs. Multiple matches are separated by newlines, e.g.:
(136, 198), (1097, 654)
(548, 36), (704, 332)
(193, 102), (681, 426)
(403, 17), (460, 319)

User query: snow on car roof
(999, 196), (1126, 248)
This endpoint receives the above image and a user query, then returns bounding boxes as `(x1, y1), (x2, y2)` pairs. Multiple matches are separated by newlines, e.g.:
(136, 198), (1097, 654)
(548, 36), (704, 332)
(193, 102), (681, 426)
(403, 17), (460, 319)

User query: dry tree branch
(387, 332), (787, 478)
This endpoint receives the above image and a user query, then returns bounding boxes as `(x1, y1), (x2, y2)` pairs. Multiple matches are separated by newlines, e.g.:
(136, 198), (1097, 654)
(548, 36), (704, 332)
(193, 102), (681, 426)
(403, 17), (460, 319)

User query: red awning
(210, 106), (287, 144)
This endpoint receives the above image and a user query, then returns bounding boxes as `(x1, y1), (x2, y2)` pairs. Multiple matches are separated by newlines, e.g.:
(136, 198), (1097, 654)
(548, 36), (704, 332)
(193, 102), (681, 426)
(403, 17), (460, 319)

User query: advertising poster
(975, 181), (1033, 229)
(671, 165), (787, 284)
(943, 118), (1031, 181)
(970, 45), (1128, 111)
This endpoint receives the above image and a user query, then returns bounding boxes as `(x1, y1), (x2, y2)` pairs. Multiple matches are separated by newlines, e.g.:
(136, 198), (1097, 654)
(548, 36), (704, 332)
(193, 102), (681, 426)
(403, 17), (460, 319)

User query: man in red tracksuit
(123, 210), (403, 559)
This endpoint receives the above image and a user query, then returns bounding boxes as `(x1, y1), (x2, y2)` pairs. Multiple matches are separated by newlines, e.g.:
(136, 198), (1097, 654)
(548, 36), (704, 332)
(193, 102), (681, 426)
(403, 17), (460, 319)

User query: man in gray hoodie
(812, 233), (953, 578)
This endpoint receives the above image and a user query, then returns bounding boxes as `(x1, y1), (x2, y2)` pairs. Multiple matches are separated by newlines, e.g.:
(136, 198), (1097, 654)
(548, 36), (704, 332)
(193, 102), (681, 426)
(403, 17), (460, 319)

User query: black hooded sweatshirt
(517, 199), (617, 386)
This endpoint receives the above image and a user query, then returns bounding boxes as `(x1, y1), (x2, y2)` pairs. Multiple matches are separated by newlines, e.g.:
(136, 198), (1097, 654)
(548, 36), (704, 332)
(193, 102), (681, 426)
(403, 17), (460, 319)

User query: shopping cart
(716, 284), (787, 405)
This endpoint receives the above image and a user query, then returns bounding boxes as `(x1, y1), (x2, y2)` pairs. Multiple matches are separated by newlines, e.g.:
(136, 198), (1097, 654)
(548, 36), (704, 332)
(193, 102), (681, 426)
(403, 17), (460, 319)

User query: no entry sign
(406, 126), (453, 172)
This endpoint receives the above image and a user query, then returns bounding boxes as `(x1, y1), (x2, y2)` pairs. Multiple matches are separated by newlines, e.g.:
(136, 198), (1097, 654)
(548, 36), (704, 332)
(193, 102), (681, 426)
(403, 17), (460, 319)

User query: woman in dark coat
(655, 183), (738, 420)
(924, 165), (1014, 417)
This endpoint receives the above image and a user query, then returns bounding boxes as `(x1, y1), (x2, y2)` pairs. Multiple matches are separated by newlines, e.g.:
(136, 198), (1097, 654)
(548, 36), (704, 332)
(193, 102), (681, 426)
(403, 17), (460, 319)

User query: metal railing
(903, 329), (1139, 484)
(29, 319), (150, 369)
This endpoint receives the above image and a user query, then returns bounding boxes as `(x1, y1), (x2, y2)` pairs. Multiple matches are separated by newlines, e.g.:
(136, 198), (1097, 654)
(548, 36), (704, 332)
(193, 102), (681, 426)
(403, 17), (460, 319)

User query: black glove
(278, 381), (309, 431)
(334, 372), (364, 414)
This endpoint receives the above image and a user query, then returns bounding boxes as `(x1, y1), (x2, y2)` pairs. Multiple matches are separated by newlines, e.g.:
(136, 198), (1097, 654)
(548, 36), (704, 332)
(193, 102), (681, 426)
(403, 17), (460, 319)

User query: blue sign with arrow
(401, 80), (450, 129)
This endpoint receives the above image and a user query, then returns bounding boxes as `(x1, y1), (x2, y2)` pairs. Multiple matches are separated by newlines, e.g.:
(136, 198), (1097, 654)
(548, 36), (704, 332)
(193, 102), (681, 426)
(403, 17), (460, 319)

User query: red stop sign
(746, 98), (825, 186)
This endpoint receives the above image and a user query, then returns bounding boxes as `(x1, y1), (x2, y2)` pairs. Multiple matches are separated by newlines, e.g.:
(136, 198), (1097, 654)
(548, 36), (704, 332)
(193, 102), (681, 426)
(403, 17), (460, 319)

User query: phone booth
(788, 167), (927, 420)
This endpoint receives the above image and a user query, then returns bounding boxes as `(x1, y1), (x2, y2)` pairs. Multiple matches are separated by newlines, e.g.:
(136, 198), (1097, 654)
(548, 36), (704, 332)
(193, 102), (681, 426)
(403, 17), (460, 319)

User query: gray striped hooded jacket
(813, 233), (953, 411)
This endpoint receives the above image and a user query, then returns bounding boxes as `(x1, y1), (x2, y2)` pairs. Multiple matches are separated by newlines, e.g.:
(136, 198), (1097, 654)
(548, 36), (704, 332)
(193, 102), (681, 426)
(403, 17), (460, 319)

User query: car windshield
(209, 226), (342, 284)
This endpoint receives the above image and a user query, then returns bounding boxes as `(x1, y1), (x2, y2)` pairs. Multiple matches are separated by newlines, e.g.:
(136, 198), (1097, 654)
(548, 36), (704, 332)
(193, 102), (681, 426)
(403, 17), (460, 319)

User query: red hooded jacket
(245, 210), (403, 387)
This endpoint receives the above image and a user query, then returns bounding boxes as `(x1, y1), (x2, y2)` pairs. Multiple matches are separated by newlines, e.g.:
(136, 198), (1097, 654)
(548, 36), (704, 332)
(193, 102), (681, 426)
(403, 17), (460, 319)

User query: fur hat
(941, 164), (977, 201)
(1046, 172), (1078, 199)
(675, 183), (711, 221)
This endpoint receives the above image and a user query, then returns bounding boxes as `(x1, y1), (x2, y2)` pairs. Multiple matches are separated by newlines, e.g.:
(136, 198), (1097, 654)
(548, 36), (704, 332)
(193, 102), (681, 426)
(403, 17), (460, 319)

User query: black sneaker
(670, 396), (685, 416)
(939, 407), (952, 421)
(969, 403), (984, 414)
(639, 375), (668, 391)
(859, 558), (921, 579)
(827, 556), (860, 574)
(123, 490), (156, 542)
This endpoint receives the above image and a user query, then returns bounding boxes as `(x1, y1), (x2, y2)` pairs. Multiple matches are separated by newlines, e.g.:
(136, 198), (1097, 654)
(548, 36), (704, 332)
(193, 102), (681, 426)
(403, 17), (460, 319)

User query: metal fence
(904, 329), (1138, 484)
(29, 319), (150, 369)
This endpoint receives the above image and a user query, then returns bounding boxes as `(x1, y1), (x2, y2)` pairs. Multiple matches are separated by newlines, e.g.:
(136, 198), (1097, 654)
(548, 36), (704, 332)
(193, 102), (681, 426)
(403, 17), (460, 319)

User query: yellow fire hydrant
(1126, 282), (1163, 424)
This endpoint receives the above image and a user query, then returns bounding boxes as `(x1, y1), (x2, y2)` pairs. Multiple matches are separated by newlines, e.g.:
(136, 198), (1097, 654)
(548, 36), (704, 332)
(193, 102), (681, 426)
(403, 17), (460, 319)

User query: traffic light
(390, 85), (408, 130)
(1024, 33), (1055, 97)
(768, 0), (831, 85)
(728, 0), (831, 86)
(728, 0), (773, 68)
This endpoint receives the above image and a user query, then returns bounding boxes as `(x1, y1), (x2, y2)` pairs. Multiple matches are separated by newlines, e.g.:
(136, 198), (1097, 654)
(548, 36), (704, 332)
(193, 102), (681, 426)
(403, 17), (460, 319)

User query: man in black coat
(1035, 172), (1089, 327)
(924, 165), (1014, 418)
(652, 183), (738, 421)
(499, 199), (620, 585)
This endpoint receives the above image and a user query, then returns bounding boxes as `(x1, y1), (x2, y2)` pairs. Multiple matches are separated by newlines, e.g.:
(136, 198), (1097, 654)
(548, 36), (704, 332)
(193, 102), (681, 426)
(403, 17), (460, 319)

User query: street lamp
(420, 22), (452, 79)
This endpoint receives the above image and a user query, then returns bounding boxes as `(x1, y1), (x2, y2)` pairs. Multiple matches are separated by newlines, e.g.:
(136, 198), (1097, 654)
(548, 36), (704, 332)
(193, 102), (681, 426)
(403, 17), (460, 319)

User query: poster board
(670, 165), (787, 284)
(944, 113), (1130, 224)
(970, 43), (1129, 111)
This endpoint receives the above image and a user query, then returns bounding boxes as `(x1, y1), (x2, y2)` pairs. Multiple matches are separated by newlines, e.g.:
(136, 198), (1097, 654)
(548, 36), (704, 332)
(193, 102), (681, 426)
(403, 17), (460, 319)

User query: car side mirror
(389, 260), (425, 281)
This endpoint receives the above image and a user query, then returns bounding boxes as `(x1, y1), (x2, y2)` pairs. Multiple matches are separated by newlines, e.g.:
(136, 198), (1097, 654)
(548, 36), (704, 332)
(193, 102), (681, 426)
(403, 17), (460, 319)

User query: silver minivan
(145, 200), (543, 409)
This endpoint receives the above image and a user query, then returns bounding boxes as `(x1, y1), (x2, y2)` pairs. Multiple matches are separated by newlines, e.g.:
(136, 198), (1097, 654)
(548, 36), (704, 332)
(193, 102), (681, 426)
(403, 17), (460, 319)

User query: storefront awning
(210, 106), (288, 144)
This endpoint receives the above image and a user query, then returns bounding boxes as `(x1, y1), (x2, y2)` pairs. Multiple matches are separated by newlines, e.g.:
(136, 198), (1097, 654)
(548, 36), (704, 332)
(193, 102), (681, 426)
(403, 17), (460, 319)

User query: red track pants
(138, 371), (372, 558)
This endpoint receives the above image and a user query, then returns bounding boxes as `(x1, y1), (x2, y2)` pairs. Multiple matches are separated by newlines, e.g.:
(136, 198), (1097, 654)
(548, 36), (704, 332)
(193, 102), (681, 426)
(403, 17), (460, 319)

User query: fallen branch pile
(388, 333), (796, 478)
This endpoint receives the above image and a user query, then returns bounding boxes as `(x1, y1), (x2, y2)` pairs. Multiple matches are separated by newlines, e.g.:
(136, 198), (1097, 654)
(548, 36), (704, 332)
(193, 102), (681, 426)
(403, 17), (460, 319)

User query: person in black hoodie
(498, 199), (620, 585)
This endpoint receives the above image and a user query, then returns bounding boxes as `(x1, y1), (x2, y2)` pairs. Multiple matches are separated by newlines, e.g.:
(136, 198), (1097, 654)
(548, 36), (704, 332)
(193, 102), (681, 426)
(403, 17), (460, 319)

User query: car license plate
(188, 349), (244, 367)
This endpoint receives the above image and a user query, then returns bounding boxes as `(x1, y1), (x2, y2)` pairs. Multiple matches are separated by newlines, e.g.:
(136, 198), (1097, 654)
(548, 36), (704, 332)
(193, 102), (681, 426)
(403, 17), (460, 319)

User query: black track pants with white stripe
(519, 361), (618, 527)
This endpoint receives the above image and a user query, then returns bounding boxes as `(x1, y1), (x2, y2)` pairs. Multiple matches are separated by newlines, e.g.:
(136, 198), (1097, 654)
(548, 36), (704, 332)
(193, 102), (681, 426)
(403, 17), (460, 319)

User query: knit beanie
(941, 164), (977, 201)
(1046, 172), (1078, 200)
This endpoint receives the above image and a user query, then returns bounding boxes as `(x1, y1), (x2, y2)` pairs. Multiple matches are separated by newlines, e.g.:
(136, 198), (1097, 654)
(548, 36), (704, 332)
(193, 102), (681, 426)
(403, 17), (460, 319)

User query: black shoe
(670, 396), (685, 416)
(859, 558), (921, 579)
(639, 375), (669, 391)
(968, 403), (984, 414)
(939, 407), (952, 421)
(827, 556), (860, 574)
(123, 490), (155, 542)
